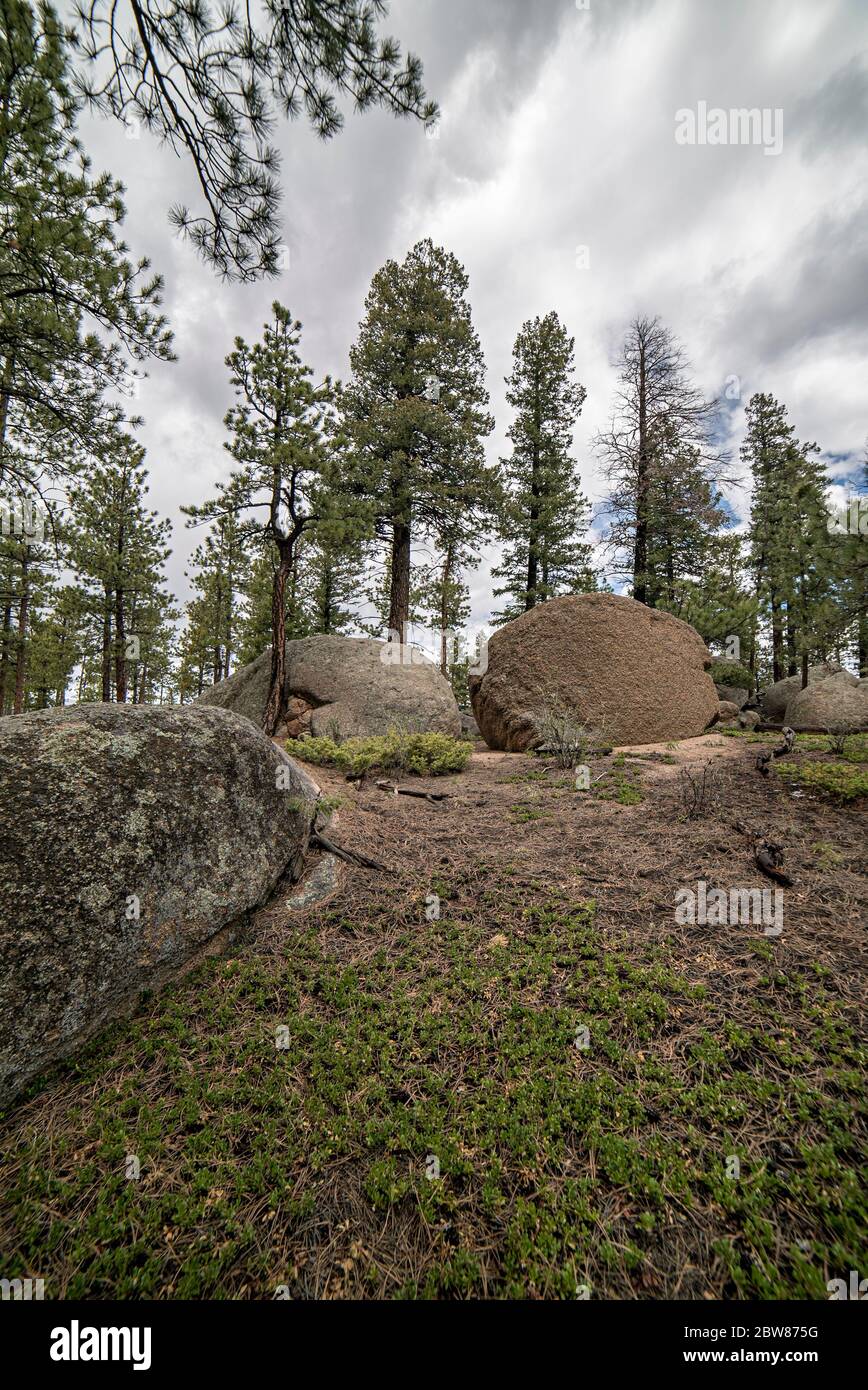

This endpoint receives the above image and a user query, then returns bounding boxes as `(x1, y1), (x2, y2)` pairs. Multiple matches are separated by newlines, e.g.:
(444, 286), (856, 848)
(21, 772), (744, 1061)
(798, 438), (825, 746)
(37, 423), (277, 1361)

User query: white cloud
(68, 0), (868, 630)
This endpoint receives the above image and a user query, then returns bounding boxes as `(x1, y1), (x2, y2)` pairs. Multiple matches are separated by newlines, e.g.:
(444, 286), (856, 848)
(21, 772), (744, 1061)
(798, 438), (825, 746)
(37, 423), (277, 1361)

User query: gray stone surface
(198, 635), (461, 740)
(715, 684), (749, 710)
(784, 672), (868, 731)
(760, 663), (857, 722)
(0, 703), (319, 1108)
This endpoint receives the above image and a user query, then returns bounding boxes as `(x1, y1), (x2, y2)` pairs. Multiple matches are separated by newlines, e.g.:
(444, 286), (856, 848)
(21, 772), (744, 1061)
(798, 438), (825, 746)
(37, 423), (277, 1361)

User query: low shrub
(774, 760), (868, 802)
(284, 730), (472, 777)
(709, 660), (753, 691)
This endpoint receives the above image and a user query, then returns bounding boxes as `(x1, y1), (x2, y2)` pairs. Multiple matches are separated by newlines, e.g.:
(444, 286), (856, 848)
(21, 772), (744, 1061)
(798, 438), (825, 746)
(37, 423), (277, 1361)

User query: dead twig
(310, 831), (392, 873)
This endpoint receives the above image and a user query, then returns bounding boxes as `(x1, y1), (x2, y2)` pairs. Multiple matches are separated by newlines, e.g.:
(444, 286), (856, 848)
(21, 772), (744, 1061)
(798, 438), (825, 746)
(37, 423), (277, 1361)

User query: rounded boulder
(198, 635), (461, 740)
(468, 593), (719, 750)
(0, 703), (318, 1108)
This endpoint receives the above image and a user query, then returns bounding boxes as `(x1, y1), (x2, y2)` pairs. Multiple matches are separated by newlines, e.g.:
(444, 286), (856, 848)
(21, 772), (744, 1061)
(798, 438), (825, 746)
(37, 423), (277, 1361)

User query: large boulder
(198, 635), (461, 740)
(760, 662), (857, 723)
(715, 683), (750, 710)
(0, 704), (318, 1109)
(716, 699), (742, 724)
(784, 672), (868, 731)
(468, 593), (719, 750)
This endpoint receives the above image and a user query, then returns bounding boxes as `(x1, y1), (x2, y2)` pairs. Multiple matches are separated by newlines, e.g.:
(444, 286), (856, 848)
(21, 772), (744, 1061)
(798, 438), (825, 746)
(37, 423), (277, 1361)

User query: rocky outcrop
(716, 700), (742, 724)
(468, 593), (719, 750)
(0, 703), (319, 1109)
(715, 684), (749, 710)
(760, 663), (857, 723)
(784, 672), (868, 731)
(198, 635), (461, 741)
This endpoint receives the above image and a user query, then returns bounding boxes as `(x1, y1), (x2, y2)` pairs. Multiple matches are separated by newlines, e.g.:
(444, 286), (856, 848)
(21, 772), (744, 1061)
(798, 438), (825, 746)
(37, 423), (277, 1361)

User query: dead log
(310, 831), (392, 873)
(375, 779), (449, 803)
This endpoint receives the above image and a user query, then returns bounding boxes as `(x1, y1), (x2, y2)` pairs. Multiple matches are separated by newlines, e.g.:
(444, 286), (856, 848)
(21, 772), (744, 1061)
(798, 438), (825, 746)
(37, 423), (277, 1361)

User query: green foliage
(284, 730), (472, 776)
(73, 0), (437, 280)
(5, 896), (861, 1299)
(743, 392), (842, 679)
(709, 659), (753, 689)
(66, 433), (176, 703)
(345, 238), (495, 636)
(0, 0), (172, 483)
(492, 311), (596, 621)
(593, 315), (727, 606)
(774, 760), (868, 802)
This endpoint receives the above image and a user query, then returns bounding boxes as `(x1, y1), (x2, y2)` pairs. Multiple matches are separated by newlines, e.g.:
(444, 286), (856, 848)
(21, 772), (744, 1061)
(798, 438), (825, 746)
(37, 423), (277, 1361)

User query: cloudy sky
(74, 0), (868, 634)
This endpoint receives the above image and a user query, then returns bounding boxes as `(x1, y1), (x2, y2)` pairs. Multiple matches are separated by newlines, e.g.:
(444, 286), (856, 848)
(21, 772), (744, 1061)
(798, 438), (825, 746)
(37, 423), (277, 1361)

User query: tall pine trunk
(439, 541), (454, 675)
(114, 587), (127, 703)
(389, 514), (412, 643)
(771, 593), (784, 682)
(101, 588), (112, 701)
(0, 588), (12, 715)
(263, 536), (296, 735)
(526, 375), (542, 609)
(12, 544), (30, 714)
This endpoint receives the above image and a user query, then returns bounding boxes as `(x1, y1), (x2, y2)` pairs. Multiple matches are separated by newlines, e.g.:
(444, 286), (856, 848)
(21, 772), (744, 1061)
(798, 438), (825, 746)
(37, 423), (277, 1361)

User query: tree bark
(263, 536), (296, 735)
(771, 592), (784, 682)
(0, 587), (12, 715)
(101, 587), (112, 701)
(114, 586), (127, 703)
(12, 544), (30, 714)
(388, 515), (411, 643)
(439, 542), (454, 676)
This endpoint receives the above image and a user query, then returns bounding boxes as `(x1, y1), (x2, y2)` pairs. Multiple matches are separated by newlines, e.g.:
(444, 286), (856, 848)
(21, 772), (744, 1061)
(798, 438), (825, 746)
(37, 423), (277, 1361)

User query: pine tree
(182, 506), (251, 688)
(186, 304), (365, 732)
(73, 0), (437, 280)
(412, 532), (473, 700)
(656, 530), (758, 672)
(835, 443), (868, 676)
(0, 0), (172, 490)
(0, 524), (60, 712)
(594, 316), (727, 605)
(66, 431), (173, 702)
(492, 312), (595, 622)
(743, 392), (841, 685)
(302, 528), (367, 636)
(346, 238), (495, 644)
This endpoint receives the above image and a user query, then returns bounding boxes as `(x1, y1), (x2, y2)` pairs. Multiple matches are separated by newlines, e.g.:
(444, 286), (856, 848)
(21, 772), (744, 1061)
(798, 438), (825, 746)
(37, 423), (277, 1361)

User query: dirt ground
(1, 731), (865, 1300)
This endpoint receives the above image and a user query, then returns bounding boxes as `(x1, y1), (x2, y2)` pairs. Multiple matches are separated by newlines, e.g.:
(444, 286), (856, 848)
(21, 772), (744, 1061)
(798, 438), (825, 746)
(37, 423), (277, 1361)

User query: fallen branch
(756, 726), (795, 776)
(754, 841), (794, 887)
(310, 831), (392, 873)
(375, 779), (449, 803)
(732, 820), (795, 887)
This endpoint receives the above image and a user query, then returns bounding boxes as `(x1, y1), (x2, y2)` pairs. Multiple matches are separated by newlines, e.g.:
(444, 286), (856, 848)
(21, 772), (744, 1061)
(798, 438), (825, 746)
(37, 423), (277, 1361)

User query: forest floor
(1, 730), (866, 1300)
